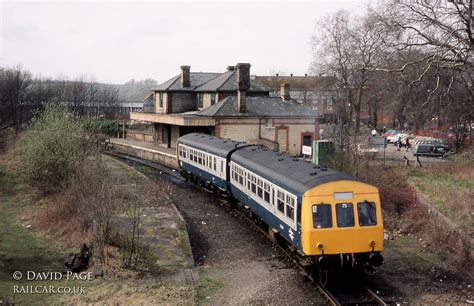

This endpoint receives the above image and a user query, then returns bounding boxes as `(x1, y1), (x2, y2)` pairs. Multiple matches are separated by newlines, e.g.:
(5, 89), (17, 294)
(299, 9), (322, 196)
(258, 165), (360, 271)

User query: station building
(130, 63), (320, 156)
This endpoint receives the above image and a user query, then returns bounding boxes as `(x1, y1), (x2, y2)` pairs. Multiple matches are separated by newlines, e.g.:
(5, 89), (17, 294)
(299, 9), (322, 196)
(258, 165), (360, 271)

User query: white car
(387, 133), (408, 144)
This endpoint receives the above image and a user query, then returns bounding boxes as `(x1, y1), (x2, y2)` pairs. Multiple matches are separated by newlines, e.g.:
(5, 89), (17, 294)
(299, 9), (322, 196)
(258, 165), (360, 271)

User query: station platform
(100, 155), (196, 285)
(109, 138), (178, 168)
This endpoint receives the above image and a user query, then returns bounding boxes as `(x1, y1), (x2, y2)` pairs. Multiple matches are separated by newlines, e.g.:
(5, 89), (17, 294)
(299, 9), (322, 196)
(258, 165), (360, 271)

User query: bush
(84, 119), (127, 137)
(19, 104), (89, 193)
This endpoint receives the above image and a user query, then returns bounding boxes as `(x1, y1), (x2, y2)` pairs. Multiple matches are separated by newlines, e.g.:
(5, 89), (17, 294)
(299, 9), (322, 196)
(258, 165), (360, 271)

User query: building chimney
(280, 83), (290, 101)
(236, 63), (251, 113)
(290, 73), (293, 77)
(227, 65), (235, 72)
(180, 65), (190, 88)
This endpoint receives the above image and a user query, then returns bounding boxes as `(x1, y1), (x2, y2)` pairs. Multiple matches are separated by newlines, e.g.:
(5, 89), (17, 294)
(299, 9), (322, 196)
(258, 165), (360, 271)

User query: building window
(326, 97), (333, 111)
(211, 93), (216, 105)
(158, 93), (164, 109)
(197, 93), (203, 109)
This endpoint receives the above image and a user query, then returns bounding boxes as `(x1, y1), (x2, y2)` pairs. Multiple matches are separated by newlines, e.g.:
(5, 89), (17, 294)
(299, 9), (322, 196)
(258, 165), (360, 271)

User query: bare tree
(371, 1), (472, 107)
(0, 66), (33, 132)
(311, 10), (385, 135)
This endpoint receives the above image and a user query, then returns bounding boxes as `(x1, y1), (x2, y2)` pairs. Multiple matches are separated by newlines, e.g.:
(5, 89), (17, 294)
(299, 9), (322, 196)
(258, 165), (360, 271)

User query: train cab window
(336, 203), (355, 227)
(312, 204), (332, 229)
(286, 196), (295, 219)
(357, 201), (377, 226)
(277, 190), (285, 213)
(220, 160), (223, 172)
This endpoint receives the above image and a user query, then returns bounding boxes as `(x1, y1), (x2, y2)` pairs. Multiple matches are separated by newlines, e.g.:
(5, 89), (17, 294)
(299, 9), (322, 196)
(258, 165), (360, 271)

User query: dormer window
(158, 93), (164, 109)
(211, 93), (216, 105)
(197, 93), (203, 109)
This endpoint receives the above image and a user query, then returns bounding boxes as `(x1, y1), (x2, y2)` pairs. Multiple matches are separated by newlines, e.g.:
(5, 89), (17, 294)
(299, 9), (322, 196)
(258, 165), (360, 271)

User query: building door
(166, 125), (171, 148)
(303, 135), (312, 146)
(276, 127), (288, 152)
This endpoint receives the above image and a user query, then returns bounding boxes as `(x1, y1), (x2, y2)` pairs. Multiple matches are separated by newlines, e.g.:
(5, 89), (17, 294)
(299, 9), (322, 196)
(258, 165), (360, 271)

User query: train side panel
(177, 142), (229, 191)
(230, 184), (303, 251)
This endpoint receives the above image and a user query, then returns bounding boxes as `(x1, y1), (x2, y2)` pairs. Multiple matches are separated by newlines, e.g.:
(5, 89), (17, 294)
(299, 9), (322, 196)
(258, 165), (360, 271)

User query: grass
(196, 270), (224, 304)
(0, 163), (69, 304)
(409, 163), (473, 229)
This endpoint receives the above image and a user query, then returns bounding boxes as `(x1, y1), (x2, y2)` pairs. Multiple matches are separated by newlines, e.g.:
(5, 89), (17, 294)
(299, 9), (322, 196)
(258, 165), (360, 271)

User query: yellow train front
(301, 180), (384, 270)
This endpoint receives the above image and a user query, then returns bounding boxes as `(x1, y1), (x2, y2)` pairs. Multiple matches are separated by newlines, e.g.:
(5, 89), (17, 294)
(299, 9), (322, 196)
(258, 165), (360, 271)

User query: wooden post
(416, 156), (422, 168)
(404, 156), (410, 167)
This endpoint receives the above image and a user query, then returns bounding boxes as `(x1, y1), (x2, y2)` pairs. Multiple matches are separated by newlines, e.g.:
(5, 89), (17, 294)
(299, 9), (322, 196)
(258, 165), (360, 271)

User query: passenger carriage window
(357, 201), (377, 226)
(257, 179), (263, 198)
(263, 182), (270, 203)
(277, 190), (285, 213)
(213, 157), (217, 171)
(286, 196), (295, 219)
(251, 176), (256, 193)
(336, 203), (355, 227)
(312, 204), (332, 229)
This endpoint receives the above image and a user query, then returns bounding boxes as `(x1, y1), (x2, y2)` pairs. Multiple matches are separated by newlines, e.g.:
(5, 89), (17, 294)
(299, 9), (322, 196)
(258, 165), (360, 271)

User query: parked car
(413, 143), (450, 157)
(383, 129), (398, 138)
(388, 133), (408, 144)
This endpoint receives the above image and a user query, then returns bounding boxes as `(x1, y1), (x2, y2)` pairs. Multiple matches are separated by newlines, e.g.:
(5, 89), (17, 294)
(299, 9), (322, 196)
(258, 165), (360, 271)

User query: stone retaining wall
(110, 142), (178, 169)
(126, 130), (154, 143)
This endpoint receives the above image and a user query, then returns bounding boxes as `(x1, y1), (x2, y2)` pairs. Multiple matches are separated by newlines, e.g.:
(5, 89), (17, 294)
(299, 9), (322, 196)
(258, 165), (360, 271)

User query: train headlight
(317, 243), (324, 250)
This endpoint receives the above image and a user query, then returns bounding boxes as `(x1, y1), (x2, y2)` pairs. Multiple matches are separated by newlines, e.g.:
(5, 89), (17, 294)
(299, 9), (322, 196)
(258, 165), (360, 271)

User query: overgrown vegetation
(19, 105), (90, 193)
(13, 106), (148, 271)
(84, 119), (128, 138)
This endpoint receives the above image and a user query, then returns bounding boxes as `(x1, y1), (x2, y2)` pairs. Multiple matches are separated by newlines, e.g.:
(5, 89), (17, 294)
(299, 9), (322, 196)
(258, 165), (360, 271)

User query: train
(176, 133), (384, 271)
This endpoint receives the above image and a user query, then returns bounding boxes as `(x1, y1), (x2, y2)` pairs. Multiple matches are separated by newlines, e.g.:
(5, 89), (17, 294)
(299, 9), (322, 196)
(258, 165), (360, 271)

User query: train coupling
(369, 252), (384, 267)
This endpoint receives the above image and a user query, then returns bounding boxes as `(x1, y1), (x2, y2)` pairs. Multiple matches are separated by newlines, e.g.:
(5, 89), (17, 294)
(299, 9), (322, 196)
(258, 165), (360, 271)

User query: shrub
(19, 104), (89, 193)
(84, 119), (127, 137)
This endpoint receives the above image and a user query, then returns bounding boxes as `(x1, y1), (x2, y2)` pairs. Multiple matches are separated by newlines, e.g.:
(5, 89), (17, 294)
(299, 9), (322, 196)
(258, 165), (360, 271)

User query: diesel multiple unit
(177, 133), (384, 270)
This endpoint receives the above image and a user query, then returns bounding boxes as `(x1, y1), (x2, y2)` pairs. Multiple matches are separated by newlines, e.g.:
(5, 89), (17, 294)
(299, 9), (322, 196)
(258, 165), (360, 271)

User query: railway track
(106, 151), (389, 305)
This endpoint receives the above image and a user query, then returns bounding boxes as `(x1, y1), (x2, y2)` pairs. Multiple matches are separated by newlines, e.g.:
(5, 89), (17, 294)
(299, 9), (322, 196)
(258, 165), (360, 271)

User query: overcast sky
(1, 1), (369, 84)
